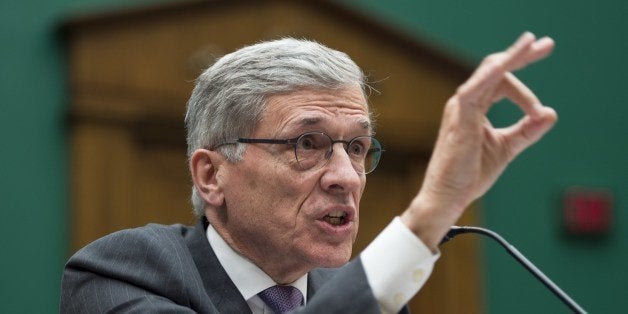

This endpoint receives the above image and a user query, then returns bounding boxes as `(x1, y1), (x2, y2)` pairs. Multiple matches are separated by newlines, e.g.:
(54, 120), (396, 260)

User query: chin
(324, 257), (351, 268)
(307, 245), (353, 269)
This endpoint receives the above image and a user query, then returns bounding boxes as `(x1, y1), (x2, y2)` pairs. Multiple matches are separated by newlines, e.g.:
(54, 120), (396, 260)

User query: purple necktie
(258, 285), (304, 314)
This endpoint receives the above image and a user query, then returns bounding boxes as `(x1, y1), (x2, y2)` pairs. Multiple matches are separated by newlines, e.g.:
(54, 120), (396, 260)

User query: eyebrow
(299, 117), (371, 130)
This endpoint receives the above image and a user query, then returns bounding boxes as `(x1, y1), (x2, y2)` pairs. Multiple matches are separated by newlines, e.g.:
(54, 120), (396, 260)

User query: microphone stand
(441, 226), (587, 313)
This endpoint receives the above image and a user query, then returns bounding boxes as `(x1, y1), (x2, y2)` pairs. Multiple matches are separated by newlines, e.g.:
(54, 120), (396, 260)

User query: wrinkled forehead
(260, 86), (372, 135)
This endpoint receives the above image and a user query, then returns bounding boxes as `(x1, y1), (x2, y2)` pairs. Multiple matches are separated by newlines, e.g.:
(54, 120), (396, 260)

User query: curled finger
(501, 72), (545, 120)
(456, 33), (537, 108)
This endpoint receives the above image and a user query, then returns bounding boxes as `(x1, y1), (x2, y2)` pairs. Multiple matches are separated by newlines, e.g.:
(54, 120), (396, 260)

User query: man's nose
(320, 143), (362, 193)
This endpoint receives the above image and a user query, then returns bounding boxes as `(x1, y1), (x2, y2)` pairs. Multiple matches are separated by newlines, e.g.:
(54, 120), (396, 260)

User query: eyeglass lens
(293, 132), (382, 174)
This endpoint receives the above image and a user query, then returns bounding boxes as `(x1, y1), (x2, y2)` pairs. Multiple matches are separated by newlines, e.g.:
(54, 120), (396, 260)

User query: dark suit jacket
(60, 218), (406, 313)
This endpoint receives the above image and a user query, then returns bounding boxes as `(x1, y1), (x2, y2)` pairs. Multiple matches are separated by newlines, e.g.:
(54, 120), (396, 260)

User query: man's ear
(189, 149), (225, 207)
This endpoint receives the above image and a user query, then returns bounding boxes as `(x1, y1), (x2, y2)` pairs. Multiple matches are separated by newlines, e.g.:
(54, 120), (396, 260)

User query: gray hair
(185, 38), (368, 217)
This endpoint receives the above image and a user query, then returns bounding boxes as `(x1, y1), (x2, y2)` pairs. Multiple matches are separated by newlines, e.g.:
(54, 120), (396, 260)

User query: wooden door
(64, 1), (481, 312)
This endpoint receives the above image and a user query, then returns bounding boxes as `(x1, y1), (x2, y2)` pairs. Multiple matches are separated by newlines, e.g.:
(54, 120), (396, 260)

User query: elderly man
(61, 32), (556, 313)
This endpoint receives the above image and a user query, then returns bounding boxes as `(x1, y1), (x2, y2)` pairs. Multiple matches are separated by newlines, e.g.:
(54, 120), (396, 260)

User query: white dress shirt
(207, 216), (439, 314)
(207, 225), (308, 313)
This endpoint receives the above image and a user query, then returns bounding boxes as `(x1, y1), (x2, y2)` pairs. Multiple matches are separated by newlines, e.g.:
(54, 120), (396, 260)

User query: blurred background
(1, 0), (625, 313)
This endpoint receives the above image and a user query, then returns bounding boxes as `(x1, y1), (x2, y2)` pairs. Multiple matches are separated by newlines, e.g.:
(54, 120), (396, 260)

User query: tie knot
(258, 285), (304, 314)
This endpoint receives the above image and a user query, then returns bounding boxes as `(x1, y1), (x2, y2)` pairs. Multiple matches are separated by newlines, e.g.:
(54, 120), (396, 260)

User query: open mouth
(322, 210), (347, 226)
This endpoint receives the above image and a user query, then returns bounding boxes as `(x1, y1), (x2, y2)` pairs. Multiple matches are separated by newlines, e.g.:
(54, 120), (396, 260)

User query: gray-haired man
(61, 33), (556, 313)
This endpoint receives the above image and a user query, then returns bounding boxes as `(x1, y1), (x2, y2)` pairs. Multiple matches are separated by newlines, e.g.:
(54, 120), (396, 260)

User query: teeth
(328, 211), (346, 218)
(324, 216), (344, 225)
(324, 211), (347, 226)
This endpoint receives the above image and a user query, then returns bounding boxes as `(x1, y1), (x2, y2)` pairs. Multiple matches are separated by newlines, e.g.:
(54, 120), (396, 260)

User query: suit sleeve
(297, 217), (437, 314)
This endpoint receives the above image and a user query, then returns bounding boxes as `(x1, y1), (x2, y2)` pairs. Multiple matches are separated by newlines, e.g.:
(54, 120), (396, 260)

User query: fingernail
(530, 103), (545, 120)
(521, 31), (535, 40)
(536, 36), (555, 46)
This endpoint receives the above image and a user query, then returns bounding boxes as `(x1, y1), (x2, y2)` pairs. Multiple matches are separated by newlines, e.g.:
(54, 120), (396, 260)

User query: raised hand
(401, 32), (558, 249)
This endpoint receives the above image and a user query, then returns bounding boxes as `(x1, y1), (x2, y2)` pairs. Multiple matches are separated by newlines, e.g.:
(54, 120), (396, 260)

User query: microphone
(441, 226), (587, 313)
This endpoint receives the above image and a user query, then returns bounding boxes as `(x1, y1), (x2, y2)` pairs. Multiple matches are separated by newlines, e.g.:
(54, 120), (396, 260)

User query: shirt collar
(206, 224), (308, 303)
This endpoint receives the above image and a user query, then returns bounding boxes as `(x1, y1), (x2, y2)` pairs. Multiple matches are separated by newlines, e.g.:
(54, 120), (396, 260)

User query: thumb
(499, 106), (558, 159)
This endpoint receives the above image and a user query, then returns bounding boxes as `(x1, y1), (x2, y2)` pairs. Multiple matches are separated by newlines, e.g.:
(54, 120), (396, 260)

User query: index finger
(507, 34), (555, 72)
(501, 72), (545, 120)
(456, 32), (554, 106)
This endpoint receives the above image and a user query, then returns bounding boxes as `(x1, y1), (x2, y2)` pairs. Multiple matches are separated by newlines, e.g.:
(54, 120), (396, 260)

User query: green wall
(0, 0), (160, 312)
(1, 0), (625, 312)
(341, 0), (627, 313)
(1, 1), (68, 312)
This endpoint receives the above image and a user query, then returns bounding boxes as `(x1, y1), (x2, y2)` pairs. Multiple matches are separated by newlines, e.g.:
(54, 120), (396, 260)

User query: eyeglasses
(212, 132), (384, 174)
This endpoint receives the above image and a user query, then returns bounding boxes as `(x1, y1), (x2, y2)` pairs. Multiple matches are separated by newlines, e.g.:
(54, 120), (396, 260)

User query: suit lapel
(307, 267), (337, 302)
(185, 217), (252, 313)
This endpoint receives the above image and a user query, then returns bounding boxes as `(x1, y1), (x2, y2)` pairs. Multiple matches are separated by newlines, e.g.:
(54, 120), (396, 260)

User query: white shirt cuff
(361, 216), (440, 314)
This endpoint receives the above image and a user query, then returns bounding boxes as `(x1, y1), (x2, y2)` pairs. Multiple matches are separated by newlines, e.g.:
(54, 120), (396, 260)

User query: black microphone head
(439, 226), (464, 245)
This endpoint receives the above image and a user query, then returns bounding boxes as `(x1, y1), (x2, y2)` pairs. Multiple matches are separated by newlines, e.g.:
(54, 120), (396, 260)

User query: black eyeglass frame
(210, 131), (384, 174)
